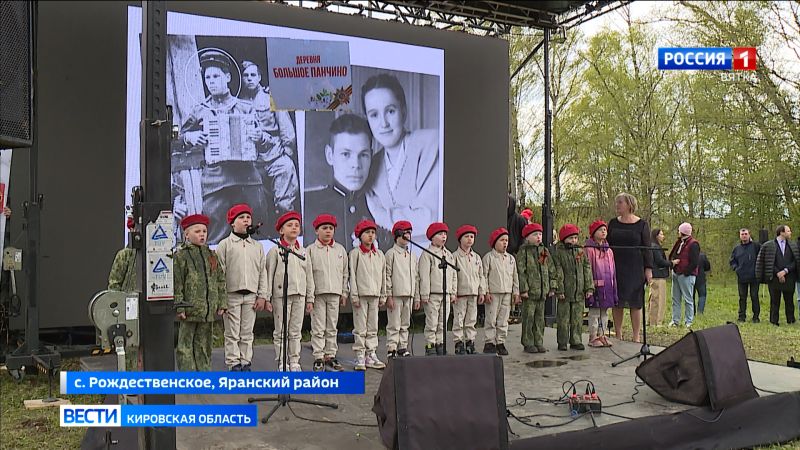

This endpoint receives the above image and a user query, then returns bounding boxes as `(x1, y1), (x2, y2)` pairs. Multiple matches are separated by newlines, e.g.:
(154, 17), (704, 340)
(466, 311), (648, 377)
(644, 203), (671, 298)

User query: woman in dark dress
(607, 193), (653, 342)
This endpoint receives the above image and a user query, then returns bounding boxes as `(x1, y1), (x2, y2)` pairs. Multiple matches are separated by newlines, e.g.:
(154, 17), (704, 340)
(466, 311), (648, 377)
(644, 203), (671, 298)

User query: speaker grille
(0, 1), (33, 146)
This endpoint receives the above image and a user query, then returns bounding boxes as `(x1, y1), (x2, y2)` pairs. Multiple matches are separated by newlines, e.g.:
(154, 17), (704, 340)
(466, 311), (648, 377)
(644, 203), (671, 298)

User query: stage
(80, 324), (800, 450)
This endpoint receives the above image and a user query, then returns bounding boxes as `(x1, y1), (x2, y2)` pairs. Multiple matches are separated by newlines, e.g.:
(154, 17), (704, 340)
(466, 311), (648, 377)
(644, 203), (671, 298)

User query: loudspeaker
(0, 0), (34, 148)
(372, 355), (508, 450)
(636, 323), (758, 411)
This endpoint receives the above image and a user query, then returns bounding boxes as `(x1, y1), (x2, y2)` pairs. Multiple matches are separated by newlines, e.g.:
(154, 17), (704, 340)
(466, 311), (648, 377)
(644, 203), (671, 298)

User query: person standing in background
(755, 225), (798, 326)
(730, 228), (761, 323)
(693, 252), (711, 314)
(668, 223), (700, 328)
(648, 228), (671, 327)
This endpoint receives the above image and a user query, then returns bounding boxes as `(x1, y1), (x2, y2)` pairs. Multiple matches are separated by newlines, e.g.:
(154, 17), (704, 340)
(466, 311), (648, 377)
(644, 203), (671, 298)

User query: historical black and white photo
(303, 66), (441, 250)
(167, 35), (301, 244)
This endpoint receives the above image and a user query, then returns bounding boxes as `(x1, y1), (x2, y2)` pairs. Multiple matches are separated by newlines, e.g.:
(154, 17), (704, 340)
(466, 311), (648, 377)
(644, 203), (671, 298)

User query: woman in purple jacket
(585, 220), (618, 347)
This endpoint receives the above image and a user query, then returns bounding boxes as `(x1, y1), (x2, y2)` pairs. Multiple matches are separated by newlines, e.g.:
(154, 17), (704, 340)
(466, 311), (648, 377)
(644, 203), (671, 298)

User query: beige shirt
(483, 249), (520, 295)
(349, 246), (387, 300)
(216, 233), (269, 298)
(454, 247), (486, 296)
(266, 241), (315, 303)
(306, 239), (349, 296)
(385, 243), (419, 299)
(418, 245), (458, 297)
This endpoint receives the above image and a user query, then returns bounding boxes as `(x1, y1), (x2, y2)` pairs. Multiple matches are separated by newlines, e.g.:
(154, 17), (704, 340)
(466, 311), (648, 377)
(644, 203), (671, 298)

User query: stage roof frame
(272, 1), (632, 35)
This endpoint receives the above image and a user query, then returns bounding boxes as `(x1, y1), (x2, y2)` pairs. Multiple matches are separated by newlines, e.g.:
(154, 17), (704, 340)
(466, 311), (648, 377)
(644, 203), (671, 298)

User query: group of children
(173, 204), (619, 372)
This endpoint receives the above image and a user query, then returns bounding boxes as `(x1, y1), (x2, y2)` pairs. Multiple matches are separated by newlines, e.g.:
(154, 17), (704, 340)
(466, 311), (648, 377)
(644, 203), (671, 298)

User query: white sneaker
(668, 322), (678, 328)
(355, 356), (366, 371)
(290, 363), (302, 372)
(366, 352), (386, 369)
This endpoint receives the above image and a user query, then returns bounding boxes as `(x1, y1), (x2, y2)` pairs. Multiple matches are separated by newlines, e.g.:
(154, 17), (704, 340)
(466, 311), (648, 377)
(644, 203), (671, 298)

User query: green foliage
(507, 1), (800, 262)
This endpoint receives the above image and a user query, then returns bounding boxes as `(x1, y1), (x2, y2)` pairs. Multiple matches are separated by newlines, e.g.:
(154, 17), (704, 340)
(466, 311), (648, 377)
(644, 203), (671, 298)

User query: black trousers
(767, 278), (796, 325)
(737, 281), (760, 320)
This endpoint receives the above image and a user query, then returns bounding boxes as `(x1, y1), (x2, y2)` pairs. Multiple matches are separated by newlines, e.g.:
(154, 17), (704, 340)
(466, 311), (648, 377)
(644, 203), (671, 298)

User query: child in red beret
(216, 204), (269, 372)
(517, 223), (557, 353)
(552, 224), (594, 351)
(482, 228), (521, 355)
(174, 214), (227, 371)
(452, 225), (486, 355)
(306, 214), (348, 372)
(265, 211), (315, 371)
(384, 220), (418, 359)
(350, 220), (387, 370)
(418, 223), (458, 356)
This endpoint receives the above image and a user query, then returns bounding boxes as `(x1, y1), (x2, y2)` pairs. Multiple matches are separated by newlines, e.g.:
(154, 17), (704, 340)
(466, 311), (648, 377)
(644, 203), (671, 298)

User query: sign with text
(658, 47), (757, 71)
(267, 38), (352, 111)
(145, 210), (174, 301)
(60, 404), (257, 427)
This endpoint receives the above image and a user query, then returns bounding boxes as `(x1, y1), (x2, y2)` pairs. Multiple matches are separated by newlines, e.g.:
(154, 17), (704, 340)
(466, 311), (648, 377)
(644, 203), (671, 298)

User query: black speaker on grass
(372, 355), (508, 450)
(636, 323), (758, 411)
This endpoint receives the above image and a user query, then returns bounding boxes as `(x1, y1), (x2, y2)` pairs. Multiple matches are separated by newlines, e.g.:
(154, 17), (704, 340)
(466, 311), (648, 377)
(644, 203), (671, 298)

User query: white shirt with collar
(216, 232), (269, 298)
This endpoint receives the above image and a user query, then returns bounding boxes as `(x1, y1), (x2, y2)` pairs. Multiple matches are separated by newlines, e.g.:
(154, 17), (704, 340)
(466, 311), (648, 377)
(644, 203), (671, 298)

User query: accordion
(203, 113), (257, 164)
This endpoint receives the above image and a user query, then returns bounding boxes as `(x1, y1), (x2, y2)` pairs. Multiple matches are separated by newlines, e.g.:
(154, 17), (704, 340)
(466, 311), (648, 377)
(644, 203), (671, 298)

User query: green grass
(0, 279), (798, 449)
(0, 359), (104, 449)
(629, 279), (799, 366)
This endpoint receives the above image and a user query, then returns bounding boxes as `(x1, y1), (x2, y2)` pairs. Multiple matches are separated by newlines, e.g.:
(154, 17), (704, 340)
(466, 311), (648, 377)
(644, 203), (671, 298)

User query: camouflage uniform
(551, 242), (594, 348)
(107, 247), (139, 370)
(174, 243), (227, 371)
(516, 242), (557, 350)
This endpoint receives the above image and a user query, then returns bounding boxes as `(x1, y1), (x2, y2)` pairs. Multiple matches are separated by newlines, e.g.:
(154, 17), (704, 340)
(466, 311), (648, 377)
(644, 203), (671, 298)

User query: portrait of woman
(359, 72), (440, 242)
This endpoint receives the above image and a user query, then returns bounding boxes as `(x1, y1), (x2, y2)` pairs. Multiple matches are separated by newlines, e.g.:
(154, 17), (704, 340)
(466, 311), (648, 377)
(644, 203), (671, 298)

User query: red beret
(392, 220), (413, 235)
(313, 214), (337, 229)
(227, 204), (253, 224)
(181, 214), (210, 230)
(354, 219), (378, 238)
(489, 227), (509, 249)
(456, 224), (478, 241)
(521, 209), (533, 220)
(522, 223), (543, 238)
(589, 220), (607, 238)
(559, 224), (580, 242)
(275, 211), (301, 232)
(426, 222), (449, 240)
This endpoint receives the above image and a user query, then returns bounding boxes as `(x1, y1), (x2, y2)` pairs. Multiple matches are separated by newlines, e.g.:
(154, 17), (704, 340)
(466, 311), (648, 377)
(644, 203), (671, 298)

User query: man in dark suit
(755, 225), (798, 326)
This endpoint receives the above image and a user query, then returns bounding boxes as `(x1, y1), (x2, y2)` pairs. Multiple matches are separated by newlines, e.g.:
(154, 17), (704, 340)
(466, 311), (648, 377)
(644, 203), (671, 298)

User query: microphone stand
(405, 236), (459, 355)
(248, 237), (338, 423)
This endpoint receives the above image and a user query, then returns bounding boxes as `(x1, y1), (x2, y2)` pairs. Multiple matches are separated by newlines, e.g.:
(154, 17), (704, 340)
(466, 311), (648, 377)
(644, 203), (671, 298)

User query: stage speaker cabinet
(373, 355), (508, 450)
(0, 1), (34, 149)
(635, 323), (758, 411)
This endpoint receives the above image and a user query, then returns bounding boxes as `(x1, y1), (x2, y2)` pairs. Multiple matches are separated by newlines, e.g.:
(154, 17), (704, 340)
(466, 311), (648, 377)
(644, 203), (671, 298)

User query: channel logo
(658, 47), (757, 71)
(60, 405), (121, 427)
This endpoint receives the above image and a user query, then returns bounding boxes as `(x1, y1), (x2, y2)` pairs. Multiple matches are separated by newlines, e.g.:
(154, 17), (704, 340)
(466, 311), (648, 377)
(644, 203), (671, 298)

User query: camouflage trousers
(521, 298), (546, 348)
(556, 300), (583, 346)
(177, 321), (214, 371)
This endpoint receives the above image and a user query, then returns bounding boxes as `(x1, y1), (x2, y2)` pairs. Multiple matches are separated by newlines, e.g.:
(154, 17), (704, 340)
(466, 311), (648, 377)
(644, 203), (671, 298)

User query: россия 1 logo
(658, 47), (757, 71)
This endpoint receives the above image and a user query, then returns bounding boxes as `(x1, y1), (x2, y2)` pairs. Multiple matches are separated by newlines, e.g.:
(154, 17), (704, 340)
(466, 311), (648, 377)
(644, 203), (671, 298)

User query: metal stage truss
(272, 1), (631, 35)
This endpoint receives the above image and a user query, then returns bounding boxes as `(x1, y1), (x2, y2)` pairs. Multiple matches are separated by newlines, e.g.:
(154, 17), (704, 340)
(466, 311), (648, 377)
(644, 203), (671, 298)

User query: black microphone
(247, 222), (263, 236)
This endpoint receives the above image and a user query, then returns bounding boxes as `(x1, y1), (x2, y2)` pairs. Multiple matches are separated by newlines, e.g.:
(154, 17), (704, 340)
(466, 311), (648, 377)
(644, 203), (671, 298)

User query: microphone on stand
(247, 222), (263, 236)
